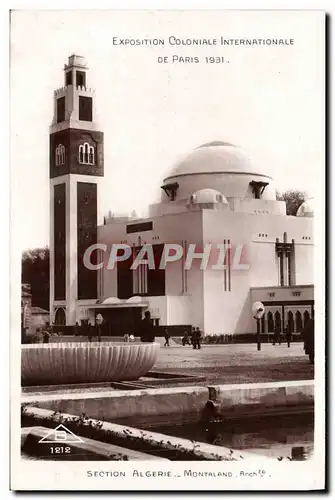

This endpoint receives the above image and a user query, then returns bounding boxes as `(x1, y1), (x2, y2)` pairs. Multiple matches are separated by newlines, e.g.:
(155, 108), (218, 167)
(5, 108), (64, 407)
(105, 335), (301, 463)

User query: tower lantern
(64, 54), (87, 88)
(51, 54), (97, 130)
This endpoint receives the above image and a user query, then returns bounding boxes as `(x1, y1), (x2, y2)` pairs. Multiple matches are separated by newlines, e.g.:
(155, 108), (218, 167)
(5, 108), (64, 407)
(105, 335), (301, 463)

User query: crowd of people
(271, 323), (293, 347)
(24, 309), (314, 363)
(271, 319), (314, 354)
(181, 327), (202, 349)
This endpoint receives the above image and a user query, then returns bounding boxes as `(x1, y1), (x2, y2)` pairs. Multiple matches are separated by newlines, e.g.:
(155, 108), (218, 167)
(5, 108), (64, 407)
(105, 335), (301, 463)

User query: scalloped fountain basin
(21, 342), (160, 386)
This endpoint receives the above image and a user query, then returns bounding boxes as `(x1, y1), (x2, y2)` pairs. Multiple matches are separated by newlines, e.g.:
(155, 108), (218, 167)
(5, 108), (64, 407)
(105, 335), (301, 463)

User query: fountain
(21, 341), (160, 386)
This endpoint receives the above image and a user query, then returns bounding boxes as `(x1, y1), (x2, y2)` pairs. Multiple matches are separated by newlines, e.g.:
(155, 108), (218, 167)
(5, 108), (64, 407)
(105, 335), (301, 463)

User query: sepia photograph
(10, 8), (325, 491)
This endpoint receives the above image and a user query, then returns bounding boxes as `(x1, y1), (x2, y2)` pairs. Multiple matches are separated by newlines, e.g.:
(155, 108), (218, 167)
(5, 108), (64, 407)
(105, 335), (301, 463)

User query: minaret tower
(49, 55), (104, 325)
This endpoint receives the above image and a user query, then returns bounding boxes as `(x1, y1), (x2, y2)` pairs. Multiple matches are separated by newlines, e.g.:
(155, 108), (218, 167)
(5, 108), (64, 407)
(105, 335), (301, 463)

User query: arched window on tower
(88, 145), (95, 164)
(55, 144), (65, 166)
(79, 144), (84, 164)
(79, 142), (95, 165)
(295, 311), (303, 332)
(83, 143), (90, 164)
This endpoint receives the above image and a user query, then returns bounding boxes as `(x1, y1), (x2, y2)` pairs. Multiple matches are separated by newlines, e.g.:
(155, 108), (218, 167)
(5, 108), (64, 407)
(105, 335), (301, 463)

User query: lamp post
(252, 301), (265, 351)
(96, 313), (103, 343)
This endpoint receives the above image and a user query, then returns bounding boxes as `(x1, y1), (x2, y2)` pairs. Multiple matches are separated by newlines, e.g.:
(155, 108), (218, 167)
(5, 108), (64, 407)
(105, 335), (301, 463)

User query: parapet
(54, 85), (95, 95)
(54, 86), (67, 96)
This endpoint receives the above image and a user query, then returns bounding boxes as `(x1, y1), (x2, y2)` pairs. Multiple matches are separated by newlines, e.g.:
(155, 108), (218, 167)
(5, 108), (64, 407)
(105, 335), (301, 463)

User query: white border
(4, 2), (330, 496)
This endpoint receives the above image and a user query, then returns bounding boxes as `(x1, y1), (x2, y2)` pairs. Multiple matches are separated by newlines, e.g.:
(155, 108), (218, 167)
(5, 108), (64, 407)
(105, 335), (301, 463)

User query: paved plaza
(153, 342), (314, 385)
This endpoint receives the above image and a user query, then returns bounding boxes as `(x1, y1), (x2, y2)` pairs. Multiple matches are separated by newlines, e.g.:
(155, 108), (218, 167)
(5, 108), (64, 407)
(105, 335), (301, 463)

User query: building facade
(21, 284), (50, 336)
(50, 56), (314, 336)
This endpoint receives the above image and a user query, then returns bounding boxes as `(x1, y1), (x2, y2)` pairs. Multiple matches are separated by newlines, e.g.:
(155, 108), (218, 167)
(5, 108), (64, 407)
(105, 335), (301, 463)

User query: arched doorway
(303, 310), (310, 327)
(287, 311), (295, 332)
(295, 311), (303, 332)
(267, 311), (274, 332)
(261, 316), (265, 333)
(275, 310), (282, 331)
(54, 307), (66, 325)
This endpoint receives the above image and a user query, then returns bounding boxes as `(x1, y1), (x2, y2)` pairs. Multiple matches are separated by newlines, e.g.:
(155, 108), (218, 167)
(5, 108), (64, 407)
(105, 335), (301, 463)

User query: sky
(10, 10), (324, 251)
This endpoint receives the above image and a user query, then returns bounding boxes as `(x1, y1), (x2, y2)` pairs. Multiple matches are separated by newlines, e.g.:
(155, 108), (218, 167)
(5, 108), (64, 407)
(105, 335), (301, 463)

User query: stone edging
(21, 426), (169, 461)
(22, 406), (276, 462)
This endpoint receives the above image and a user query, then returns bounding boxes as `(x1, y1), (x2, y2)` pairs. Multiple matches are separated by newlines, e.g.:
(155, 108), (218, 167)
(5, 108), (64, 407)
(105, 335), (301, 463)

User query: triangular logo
(38, 424), (84, 444)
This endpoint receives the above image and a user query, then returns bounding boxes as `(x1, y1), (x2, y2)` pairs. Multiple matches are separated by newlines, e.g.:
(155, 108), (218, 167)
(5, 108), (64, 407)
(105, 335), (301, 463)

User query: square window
(76, 71), (86, 88)
(79, 96), (92, 121)
(65, 71), (72, 86)
(56, 97), (65, 123)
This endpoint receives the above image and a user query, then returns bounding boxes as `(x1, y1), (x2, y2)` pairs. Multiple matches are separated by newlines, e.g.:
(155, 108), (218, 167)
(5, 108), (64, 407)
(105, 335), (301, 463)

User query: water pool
(116, 411), (314, 460)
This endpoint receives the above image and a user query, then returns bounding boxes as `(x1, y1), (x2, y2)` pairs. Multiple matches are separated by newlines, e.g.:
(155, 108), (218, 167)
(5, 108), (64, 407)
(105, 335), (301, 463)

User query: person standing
(302, 317), (314, 364)
(21, 325), (27, 344)
(182, 329), (190, 346)
(191, 327), (196, 349)
(273, 324), (281, 346)
(140, 311), (155, 343)
(164, 328), (170, 347)
(194, 327), (202, 350)
(286, 322), (293, 348)
(43, 329), (50, 343)
(83, 321), (92, 342)
(34, 328), (41, 343)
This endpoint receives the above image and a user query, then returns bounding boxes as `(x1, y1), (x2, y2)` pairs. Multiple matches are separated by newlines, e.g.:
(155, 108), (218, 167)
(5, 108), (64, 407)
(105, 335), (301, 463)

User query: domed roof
(296, 198), (314, 217)
(164, 142), (272, 182)
(188, 188), (228, 205)
(126, 296), (144, 304)
(196, 141), (236, 148)
(102, 297), (122, 305)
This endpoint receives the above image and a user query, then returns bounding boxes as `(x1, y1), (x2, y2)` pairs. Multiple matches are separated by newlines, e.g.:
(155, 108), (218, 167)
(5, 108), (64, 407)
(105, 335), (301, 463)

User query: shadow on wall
(233, 290), (252, 335)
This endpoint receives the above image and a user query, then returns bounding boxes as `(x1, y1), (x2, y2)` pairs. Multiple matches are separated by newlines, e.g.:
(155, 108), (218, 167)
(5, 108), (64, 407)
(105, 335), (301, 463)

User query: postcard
(10, 8), (325, 491)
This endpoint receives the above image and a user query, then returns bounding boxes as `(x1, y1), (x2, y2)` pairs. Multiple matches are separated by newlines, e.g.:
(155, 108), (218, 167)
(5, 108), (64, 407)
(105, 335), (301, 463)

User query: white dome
(161, 142), (276, 202)
(102, 297), (122, 305)
(296, 198), (314, 217)
(188, 188), (228, 205)
(126, 296), (144, 304)
(164, 142), (270, 181)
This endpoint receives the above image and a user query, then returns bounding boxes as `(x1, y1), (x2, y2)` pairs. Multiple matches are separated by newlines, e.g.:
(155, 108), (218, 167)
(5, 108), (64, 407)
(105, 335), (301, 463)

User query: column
(279, 250), (284, 286)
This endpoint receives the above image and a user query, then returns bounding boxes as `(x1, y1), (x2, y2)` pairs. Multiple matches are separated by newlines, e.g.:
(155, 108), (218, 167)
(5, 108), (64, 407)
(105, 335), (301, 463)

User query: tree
(276, 190), (307, 216)
(21, 246), (49, 311)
